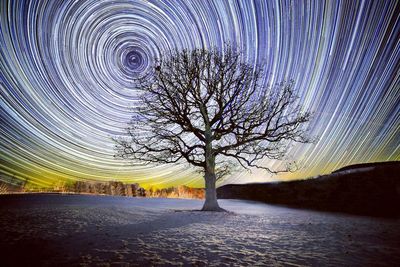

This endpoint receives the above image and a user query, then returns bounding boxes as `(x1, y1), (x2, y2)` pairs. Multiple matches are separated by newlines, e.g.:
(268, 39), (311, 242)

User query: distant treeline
(0, 180), (205, 199)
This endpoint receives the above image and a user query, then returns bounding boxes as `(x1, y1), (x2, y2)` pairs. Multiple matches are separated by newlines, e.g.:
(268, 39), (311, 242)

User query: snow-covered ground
(0, 194), (399, 266)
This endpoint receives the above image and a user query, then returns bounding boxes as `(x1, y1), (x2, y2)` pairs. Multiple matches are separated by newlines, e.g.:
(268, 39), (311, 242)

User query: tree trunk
(201, 148), (224, 211)
(201, 126), (224, 211)
(202, 169), (223, 211)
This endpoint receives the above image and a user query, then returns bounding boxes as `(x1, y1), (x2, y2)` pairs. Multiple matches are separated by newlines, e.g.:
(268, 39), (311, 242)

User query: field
(0, 194), (399, 266)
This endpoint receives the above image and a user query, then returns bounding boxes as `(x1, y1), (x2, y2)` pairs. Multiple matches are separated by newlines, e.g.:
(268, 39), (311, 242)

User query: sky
(0, 0), (399, 189)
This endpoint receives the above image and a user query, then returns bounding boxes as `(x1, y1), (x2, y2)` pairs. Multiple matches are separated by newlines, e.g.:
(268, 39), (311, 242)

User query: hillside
(217, 162), (400, 217)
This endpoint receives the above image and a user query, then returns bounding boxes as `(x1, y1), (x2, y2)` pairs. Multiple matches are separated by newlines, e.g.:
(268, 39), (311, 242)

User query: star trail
(0, 0), (399, 188)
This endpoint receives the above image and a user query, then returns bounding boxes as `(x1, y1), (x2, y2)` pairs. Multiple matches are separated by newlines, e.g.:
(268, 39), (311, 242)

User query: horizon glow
(0, 0), (399, 189)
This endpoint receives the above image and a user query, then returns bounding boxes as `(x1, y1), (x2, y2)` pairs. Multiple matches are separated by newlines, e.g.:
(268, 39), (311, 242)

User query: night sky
(0, 0), (399, 189)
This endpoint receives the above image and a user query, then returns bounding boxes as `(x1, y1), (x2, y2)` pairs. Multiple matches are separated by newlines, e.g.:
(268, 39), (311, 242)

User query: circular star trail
(0, 0), (399, 188)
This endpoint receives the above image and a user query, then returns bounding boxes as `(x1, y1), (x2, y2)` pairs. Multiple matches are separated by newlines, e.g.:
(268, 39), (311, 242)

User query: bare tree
(114, 45), (311, 211)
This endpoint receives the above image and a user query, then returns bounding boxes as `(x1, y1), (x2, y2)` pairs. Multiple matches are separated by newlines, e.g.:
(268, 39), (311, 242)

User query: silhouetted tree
(115, 45), (311, 211)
